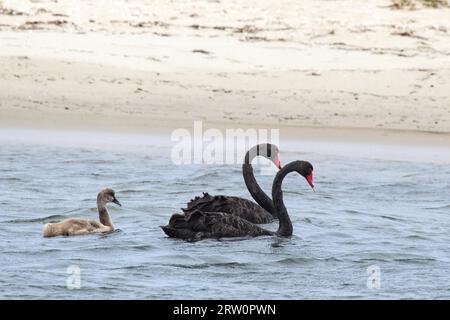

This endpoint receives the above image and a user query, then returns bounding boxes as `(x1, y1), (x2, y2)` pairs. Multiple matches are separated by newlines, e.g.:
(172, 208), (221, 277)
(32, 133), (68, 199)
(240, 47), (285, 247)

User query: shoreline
(1, 0), (450, 160)
(2, 122), (450, 165)
(1, 107), (450, 147)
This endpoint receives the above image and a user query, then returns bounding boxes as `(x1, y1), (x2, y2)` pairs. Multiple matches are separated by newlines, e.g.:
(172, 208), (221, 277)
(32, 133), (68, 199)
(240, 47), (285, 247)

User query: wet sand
(1, 127), (449, 166)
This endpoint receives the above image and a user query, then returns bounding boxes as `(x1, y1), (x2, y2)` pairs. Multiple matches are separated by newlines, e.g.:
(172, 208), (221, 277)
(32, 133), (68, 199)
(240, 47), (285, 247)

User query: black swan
(43, 188), (122, 237)
(183, 143), (282, 224)
(161, 160), (314, 241)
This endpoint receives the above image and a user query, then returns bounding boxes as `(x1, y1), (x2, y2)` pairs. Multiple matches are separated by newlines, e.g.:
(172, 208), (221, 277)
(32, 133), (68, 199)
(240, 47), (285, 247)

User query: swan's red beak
(274, 153), (282, 170)
(306, 170), (314, 191)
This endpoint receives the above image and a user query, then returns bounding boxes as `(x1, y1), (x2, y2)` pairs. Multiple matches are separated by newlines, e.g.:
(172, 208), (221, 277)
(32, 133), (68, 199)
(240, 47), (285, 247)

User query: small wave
(405, 234), (429, 240)
(345, 209), (365, 215)
(0, 177), (21, 182)
(118, 189), (146, 194)
(321, 231), (353, 239)
(3, 214), (67, 223)
(379, 182), (415, 188)
(355, 257), (389, 263)
(167, 262), (248, 269)
(357, 255), (435, 264)
(302, 217), (312, 224)
(424, 204), (450, 210)
(402, 173), (422, 178)
(380, 215), (405, 222)
(394, 257), (436, 264)
(131, 244), (155, 251)
(109, 265), (147, 271)
(133, 179), (161, 185)
(188, 172), (223, 180)
(346, 182), (413, 191)
(320, 256), (342, 262)
(273, 257), (315, 265)
(1, 248), (63, 254)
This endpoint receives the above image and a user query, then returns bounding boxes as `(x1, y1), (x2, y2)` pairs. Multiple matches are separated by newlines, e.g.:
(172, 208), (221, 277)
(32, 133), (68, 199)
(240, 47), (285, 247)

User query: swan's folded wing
(205, 212), (273, 238)
(87, 219), (103, 228)
(162, 211), (272, 241)
(184, 193), (272, 224)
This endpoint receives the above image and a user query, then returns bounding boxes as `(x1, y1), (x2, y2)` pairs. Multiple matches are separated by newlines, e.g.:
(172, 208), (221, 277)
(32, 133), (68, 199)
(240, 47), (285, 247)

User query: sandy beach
(1, 0), (450, 143)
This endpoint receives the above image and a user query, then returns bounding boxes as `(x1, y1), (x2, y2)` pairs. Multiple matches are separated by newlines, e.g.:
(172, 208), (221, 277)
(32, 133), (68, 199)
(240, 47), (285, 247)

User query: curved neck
(242, 164), (276, 215)
(272, 163), (297, 237)
(97, 200), (114, 229)
(243, 147), (276, 215)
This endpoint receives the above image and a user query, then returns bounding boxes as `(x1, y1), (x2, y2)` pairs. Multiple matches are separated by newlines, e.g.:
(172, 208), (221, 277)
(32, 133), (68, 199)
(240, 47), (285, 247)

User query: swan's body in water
(161, 161), (314, 241)
(42, 188), (121, 237)
(184, 144), (282, 224)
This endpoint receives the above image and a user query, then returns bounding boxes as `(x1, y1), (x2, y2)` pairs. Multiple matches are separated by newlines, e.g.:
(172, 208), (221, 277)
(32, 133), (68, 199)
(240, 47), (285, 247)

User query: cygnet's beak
(112, 198), (122, 207)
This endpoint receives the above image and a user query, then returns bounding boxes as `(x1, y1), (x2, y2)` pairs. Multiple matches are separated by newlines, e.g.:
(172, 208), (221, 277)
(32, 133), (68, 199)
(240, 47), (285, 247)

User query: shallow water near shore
(0, 131), (449, 299)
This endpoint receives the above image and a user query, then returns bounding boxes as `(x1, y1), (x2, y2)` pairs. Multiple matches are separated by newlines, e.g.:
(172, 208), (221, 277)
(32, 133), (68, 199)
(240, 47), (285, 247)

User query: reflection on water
(0, 136), (449, 299)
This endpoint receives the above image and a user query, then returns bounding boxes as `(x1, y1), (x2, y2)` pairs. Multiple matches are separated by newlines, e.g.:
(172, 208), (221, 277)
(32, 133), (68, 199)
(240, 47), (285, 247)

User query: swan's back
(185, 193), (274, 224)
(161, 210), (273, 241)
(43, 218), (106, 237)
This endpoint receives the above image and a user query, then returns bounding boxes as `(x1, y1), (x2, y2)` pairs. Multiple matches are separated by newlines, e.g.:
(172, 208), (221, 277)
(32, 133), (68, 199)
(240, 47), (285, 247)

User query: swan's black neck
(243, 145), (276, 216)
(272, 161), (311, 237)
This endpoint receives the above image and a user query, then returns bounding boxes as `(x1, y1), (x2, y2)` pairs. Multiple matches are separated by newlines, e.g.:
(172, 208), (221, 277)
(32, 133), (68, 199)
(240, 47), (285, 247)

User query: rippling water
(0, 131), (449, 299)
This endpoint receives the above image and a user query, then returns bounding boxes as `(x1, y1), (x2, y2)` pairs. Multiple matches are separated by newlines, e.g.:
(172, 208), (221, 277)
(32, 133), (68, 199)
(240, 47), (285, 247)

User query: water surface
(0, 131), (449, 299)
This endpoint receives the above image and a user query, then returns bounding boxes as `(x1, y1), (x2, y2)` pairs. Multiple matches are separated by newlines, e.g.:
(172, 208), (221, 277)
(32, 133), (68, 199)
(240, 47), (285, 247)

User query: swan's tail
(160, 225), (202, 241)
(185, 192), (215, 211)
(42, 223), (59, 238)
